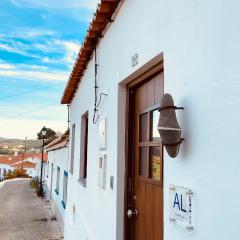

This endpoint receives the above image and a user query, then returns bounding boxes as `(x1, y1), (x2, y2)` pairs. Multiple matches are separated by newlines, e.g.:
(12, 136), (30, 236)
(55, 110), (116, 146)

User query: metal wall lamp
(157, 94), (184, 158)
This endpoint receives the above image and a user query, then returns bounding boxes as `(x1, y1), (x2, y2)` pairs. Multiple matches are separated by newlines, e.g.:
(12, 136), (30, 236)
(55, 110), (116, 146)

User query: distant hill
(0, 137), (42, 156)
(0, 137), (41, 147)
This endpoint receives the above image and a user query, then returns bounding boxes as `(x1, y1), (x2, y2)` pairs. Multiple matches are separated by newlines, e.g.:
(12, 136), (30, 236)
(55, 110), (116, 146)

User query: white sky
(0, 118), (67, 139)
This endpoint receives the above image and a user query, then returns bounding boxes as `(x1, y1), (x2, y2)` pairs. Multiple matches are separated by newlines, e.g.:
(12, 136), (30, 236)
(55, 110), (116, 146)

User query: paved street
(0, 179), (63, 240)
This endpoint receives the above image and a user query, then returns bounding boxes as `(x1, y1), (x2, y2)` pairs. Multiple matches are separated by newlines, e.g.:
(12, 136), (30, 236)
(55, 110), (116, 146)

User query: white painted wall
(46, 146), (69, 232)
(36, 161), (40, 178)
(24, 167), (36, 178)
(32, 157), (47, 179)
(0, 164), (12, 180)
(65, 0), (240, 240)
(0, 163), (37, 179)
(7, 156), (44, 179)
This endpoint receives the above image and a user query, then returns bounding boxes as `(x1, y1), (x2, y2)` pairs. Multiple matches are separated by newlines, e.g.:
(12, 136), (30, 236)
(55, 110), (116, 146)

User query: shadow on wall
(177, 96), (192, 160)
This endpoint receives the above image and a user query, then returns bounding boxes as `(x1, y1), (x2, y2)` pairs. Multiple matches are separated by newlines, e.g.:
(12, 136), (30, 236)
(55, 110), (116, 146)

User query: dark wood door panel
(136, 181), (162, 240)
(136, 72), (164, 113)
(127, 70), (164, 240)
(154, 186), (163, 240)
(154, 71), (164, 105)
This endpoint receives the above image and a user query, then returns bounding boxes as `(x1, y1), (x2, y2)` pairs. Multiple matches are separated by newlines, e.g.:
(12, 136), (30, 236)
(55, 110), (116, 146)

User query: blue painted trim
(61, 200), (66, 209)
(64, 171), (68, 177)
(55, 189), (59, 195)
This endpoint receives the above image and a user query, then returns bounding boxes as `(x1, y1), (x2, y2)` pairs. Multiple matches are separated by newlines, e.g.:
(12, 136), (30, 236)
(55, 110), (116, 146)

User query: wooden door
(126, 71), (164, 240)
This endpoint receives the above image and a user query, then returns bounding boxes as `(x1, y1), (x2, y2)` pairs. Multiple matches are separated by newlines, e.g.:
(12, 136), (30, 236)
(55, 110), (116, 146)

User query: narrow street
(0, 179), (63, 240)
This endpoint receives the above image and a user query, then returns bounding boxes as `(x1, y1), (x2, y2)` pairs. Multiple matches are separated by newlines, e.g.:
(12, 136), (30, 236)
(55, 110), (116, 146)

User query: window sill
(78, 178), (87, 187)
(55, 189), (59, 195)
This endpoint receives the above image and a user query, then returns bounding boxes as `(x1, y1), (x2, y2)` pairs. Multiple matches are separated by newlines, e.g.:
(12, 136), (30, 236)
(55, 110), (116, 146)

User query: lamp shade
(41, 126), (47, 136)
(157, 94), (182, 158)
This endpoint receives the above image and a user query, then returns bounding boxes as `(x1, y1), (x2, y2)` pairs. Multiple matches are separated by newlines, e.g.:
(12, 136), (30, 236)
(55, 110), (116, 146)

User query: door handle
(127, 209), (138, 218)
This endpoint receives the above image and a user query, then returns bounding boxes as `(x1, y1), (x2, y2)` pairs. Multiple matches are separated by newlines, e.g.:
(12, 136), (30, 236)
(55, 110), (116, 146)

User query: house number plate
(169, 185), (193, 231)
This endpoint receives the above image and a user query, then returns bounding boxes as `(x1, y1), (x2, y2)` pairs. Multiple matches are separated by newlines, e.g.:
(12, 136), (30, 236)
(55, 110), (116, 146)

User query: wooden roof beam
(88, 29), (103, 40)
(61, 0), (123, 104)
(99, 2), (116, 13)
(94, 12), (112, 22)
(91, 21), (107, 31)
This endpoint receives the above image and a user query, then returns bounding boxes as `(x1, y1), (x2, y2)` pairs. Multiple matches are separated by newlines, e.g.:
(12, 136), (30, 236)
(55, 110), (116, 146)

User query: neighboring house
(45, 132), (69, 233)
(12, 153), (48, 179)
(59, 1), (240, 240)
(0, 153), (48, 179)
(30, 153), (48, 179)
(1, 144), (9, 149)
(11, 161), (37, 177)
(0, 157), (14, 180)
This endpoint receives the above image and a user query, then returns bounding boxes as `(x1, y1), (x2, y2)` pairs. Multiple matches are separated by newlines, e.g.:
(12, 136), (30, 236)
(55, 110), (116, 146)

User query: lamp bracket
(162, 138), (184, 147)
(158, 106), (184, 112)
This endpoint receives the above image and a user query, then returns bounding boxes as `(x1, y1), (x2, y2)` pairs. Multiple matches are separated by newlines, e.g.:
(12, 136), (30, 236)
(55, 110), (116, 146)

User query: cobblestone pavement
(0, 179), (63, 240)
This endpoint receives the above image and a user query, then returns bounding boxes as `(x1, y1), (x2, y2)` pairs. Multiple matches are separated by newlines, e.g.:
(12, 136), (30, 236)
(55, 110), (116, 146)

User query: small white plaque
(131, 53), (139, 67)
(99, 118), (106, 149)
(169, 185), (193, 231)
(98, 153), (107, 189)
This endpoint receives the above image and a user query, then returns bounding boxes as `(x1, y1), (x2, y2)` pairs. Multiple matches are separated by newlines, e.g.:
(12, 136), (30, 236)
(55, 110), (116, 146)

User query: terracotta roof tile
(12, 161), (36, 169)
(0, 157), (13, 165)
(61, 0), (122, 104)
(0, 153), (48, 166)
(45, 140), (68, 152)
(45, 132), (69, 151)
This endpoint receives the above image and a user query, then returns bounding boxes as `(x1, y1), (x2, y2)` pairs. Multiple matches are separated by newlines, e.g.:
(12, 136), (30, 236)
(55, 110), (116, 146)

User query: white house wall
(67, 0), (240, 240)
(0, 164), (12, 179)
(25, 168), (36, 178)
(47, 147), (68, 232)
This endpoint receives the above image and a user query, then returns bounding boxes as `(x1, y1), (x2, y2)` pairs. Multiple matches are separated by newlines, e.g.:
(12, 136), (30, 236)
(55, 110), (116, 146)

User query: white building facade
(0, 162), (12, 180)
(11, 161), (37, 178)
(45, 135), (69, 233)
(61, 0), (240, 240)
(0, 153), (47, 180)
(24, 165), (36, 177)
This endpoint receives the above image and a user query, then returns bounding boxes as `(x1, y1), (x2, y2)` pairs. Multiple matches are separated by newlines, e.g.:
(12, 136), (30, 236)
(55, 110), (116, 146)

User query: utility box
(98, 152), (107, 189)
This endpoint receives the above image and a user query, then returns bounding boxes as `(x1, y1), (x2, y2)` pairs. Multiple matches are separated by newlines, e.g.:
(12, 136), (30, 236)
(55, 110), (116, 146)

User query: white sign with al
(169, 185), (193, 231)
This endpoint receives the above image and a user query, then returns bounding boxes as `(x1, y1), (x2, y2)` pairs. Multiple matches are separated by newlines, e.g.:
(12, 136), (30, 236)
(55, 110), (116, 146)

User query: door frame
(124, 54), (164, 240)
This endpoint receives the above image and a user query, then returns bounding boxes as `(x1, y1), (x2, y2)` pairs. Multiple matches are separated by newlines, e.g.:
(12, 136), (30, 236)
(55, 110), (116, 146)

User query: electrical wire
(96, 93), (108, 108)
(92, 47), (108, 124)
(0, 84), (62, 101)
(93, 46), (99, 124)
(0, 102), (59, 122)
(0, 85), (64, 123)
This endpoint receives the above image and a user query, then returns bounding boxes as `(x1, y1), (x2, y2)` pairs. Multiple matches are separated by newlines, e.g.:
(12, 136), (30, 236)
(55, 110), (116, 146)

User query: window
(62, 171), (68, 209)
(138, 109), (162, 182)
(79, 112), (88, 185)
(70, 123), (75, 174)
(55, 166), (60, 195)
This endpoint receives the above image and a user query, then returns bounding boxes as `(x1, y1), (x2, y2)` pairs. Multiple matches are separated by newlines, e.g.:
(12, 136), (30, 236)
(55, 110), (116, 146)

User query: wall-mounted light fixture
(157, 94), (184, 158)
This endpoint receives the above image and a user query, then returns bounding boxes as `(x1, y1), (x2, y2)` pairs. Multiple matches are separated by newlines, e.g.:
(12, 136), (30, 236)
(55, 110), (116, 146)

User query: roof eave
(61, 0), (123, 104)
